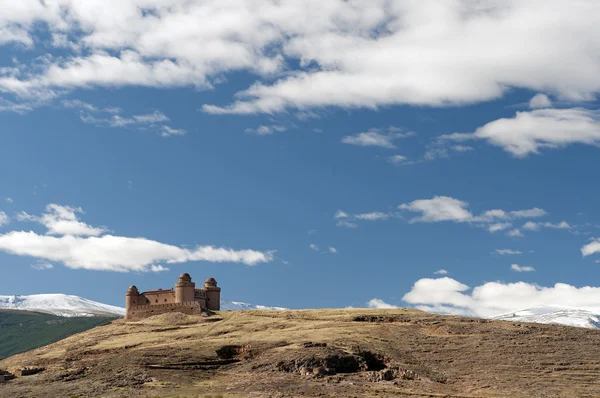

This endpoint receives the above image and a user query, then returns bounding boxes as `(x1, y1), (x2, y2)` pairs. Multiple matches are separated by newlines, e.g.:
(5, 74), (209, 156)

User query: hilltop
(2, 308), (600, 397)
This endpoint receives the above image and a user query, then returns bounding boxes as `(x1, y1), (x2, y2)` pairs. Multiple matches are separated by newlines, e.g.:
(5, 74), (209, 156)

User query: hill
(2, 309), (600, 397)
(0, 310), (116, 359)
(0, 294), (126, 317)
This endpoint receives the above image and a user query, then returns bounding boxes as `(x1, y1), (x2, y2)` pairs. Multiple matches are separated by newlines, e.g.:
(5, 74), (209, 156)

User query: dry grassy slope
(2, 308), (600, 398)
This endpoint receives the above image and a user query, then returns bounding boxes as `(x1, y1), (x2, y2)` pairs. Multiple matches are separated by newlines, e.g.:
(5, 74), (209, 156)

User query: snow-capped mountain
(0, 294), (285, 317)
(0, 294), (126, 318)
(221, 300), (287, 311)
(491, 305), (600, 329)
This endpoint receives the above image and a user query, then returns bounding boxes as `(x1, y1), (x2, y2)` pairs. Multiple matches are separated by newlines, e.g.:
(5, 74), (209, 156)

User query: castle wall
(126, 301), (202, 320)
(140, 291), (176, 305)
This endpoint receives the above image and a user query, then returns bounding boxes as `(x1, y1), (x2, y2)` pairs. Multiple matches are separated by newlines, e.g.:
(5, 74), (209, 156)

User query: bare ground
(1, 308), (600, 397)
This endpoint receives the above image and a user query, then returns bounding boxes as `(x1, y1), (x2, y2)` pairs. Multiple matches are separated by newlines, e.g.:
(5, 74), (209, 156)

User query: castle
(125, 273), (221, 320)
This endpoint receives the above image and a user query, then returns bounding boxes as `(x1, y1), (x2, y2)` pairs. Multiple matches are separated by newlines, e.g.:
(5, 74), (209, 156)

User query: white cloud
(334, 210), (349, 219)
(17, 204), (107, 236)
(309, 243), (319, 251)
(31, 260), (53, 271)
(336, 220), (357, 228)
(529, 93), (552, 109)
(0, 204), (274, 271)
(388, 155), (409, 164)
(160, 125), (186, 137)
(0, 231), (273, 272)
(510, 264), (535, 272)
(488, 222), (512, 233)
(200, 2), (600, 114)
(403, 277), (600, 317)
(495, 249), (522, 256)
(441, 108), (600, 157)
(341, 128), (413, 149)
(354, 212), (390, 221)
(507, 228), (523, 238)
(0, 1), (598, 116)
(434, 269), (448, 275)
(5, 197), (13, 203)
(581, 239), (600, 257)
(328, 246), (337, 254)
(399, 196), (473, 223)
(61, 99), (121, 114)
(0, 211), (9, 227)
(523, 221), (571, 231)
(149, 264), (169, 272)
(244, 124), (287, 136)
(367, 298), (397, 309)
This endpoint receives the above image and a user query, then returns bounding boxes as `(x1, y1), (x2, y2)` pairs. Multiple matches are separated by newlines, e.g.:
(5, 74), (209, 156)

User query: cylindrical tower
(204, 277), (221, 311)
(175, 273), (195, 303)
(125, 285), (139, 319)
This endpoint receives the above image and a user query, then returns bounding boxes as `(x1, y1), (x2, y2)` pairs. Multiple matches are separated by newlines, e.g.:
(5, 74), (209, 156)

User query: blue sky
(2, 1), (600, 316)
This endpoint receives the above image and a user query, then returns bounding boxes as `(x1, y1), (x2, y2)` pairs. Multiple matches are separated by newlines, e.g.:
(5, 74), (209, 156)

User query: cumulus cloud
(510, 264), (535, 272)
(581, 239), (600, 257)
(0, 204), (274, 271)
(398, 196), (552, 230)
(399, 196), (473, 223)
(529, 93), (552, 109)
(367, 298), (397, 309)
(441, 108), (600, 157)
(495, 249), (522, 255)
(2, 2), (599, 116)
(17, 204), (107, 236)
(403, 277), (600, 317)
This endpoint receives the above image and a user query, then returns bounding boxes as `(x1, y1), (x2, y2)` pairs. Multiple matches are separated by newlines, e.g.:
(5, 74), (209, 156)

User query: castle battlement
(125, 273), (221, 320)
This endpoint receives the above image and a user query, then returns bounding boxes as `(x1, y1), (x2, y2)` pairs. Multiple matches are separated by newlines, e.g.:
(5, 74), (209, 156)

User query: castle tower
(175, 273), (195, 303)
(125, 285), (139, 319)
(203, 277), (221, 311)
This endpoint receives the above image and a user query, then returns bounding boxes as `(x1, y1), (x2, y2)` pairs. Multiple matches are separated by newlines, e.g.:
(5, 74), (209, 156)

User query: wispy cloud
(495, 249), (522, 256)
(245, 124), (287, 136)
(342, 127), (414, 149)
(510, 264), (535, 272)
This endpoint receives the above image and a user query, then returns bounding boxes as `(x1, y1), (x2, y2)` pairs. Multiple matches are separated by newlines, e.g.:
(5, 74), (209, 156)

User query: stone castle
(125, 273), (221, 320)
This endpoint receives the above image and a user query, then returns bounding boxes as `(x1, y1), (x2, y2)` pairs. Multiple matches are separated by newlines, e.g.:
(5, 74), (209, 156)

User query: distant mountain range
(0, 294), (126, 317)
(491, 305), (600, 329)
(0, 294), (286, 318)
(4, 294), (600, 330)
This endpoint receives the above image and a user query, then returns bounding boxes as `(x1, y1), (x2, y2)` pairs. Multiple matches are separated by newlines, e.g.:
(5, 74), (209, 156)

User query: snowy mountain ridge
(490, 305), (600, 329)
(0, 294), (286, 317)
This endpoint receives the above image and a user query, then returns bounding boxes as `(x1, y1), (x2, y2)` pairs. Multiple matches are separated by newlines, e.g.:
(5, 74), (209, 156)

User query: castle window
(164, 299), (167, 302)
(155, 299), (158, 303)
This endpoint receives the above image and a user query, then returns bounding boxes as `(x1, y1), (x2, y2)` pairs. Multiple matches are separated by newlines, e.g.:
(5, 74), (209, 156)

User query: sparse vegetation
(1, 308), (600, 397)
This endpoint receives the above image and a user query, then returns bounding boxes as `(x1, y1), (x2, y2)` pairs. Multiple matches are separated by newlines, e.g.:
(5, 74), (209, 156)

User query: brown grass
(2, 308), (600, 397)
